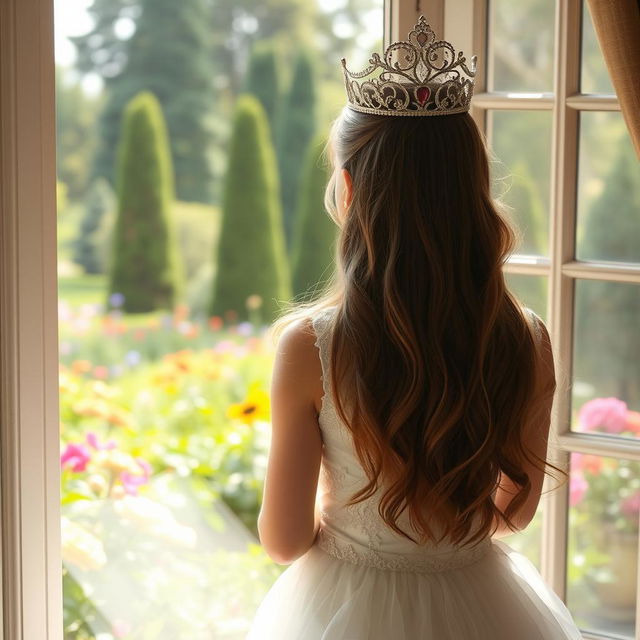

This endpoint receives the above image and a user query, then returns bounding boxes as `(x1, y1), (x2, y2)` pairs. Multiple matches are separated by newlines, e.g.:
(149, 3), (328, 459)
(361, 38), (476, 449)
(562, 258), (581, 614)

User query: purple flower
(109, 292), (125, 308)
(85, 431), (117, 451)
(578, 397), (628, 434)
(236, 321), (254, 337)
(61, 443), (91, 472)
(125, 350), (141, 367)
(119, 457), (151, 495)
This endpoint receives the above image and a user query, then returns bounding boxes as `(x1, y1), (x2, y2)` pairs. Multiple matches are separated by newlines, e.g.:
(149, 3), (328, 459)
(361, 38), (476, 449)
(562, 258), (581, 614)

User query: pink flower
(572, 452), (603, 475)
(578, 397), (628, 434)
(60, 443), (91, 472)
(621, 491), (640, 518)
(112, 618), (132, 638)
(119, 457), (151, 495)
(93, 365), (109, 380)
(85, 431), (117, 451)
(570, 471), (588, 507)
(626, 411), (640, 435)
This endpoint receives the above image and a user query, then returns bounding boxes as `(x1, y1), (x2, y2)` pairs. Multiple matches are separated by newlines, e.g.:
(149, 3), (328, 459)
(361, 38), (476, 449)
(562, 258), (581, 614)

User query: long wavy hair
(275, 106), (559, 546)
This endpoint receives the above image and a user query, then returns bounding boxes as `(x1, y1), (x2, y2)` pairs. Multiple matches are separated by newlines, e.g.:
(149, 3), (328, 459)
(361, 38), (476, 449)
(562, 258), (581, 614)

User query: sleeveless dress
(247, 307), (582, 639)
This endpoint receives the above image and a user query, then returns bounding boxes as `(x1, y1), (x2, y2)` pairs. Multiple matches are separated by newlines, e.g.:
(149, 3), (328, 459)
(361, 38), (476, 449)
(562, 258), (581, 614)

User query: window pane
(576, 112), (640, 264)
(581, 1), (615, 95)
(501, 501), (543, 569)
(489, 111), (552, 256)
(505, 274), (548, 322)
(567, 453), (637, 638)
(572, 280), (640, 439)
(56, 0), (384, 636)
(488, 0), (555, 92)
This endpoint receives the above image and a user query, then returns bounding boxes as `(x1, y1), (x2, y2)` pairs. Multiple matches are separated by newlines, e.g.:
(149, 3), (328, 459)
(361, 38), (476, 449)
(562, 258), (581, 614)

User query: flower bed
(59, 302), (282, 639)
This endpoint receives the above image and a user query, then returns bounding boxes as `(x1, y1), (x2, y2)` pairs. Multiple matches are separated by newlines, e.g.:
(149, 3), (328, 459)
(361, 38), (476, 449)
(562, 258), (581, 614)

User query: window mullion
(541, 0), (582, 601)
(391, 0), (444, 42)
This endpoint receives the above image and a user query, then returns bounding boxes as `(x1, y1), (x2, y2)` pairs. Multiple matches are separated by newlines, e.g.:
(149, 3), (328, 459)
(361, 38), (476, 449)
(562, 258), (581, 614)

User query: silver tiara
(341, 16), (477, 116)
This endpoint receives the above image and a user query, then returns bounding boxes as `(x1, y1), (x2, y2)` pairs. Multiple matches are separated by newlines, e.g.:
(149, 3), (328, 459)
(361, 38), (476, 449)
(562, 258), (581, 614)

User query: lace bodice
(311, 307), (486, 572)
(310, 306), (543, 574)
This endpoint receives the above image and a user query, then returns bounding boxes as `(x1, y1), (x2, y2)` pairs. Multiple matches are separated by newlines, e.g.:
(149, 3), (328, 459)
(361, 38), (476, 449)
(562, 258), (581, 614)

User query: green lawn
(58, 274), (107, 307)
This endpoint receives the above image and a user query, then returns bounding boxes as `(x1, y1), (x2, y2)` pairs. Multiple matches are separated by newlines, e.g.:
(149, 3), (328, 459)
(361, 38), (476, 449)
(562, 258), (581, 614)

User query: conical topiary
(108, 91), (183, 312)
(210, 95), (290, 322)
(291, 134), (337, 299)
(276, 48), (317, 249)
(244, 41), (282, 142)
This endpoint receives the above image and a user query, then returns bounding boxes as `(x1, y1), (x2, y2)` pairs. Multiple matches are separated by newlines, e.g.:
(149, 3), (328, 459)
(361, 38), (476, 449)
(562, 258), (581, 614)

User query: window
(447, 0), (640, 637)
(2, 1), (638, 638)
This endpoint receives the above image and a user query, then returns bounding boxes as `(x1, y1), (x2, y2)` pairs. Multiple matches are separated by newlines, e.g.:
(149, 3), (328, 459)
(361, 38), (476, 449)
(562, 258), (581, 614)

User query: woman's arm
(492, 316), (557, 538)
(257, 319), (324, 564)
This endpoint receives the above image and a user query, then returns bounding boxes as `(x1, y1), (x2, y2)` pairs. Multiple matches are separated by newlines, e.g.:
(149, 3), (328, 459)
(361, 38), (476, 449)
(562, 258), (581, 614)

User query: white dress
(247, 307), (582, 639)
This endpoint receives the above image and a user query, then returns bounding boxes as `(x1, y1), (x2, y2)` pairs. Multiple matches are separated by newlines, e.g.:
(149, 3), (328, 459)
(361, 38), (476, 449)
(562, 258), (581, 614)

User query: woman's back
(312, 305), (493, 573)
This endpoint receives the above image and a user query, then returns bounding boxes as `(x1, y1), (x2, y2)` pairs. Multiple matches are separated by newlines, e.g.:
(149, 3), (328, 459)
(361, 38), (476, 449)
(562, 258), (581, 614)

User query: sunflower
(227, 383), (270, 425)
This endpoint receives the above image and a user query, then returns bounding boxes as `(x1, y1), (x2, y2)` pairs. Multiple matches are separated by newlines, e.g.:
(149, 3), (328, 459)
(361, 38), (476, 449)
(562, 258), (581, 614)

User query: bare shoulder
(273, 317), (324, 412)
(277, 316), (317, 355)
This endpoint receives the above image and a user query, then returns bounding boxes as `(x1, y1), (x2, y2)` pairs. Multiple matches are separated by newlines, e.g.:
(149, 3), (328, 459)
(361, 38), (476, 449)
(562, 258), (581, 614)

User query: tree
(276, 49), (317, 248)
(244, 41), (282, 140)
(55, 65), (103, 202)
(76, 0), (216, 204)
(291, 134), (336, 298)
(211, 95), (290, 322)
(575, 140), (640, 407)
(502, 163), (547, 315)
(108, 91), (183, 312)
(73, 178), (116, 274)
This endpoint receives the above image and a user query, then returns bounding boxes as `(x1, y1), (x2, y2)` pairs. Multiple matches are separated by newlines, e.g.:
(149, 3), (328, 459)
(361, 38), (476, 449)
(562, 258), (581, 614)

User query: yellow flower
(227, 383), (270, 425)
(59, 370), (79, 395)
(90, 380), (118, 399)
(93, 449), (138, 475)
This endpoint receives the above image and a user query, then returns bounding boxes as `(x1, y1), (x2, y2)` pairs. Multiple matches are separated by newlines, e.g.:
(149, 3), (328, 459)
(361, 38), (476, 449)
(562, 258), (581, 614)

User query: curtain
(586, 0), (640, 160)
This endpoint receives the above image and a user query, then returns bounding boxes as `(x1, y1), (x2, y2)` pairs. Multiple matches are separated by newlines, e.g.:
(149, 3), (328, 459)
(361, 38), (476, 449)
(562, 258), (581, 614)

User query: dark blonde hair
(276, 106), (558, 546)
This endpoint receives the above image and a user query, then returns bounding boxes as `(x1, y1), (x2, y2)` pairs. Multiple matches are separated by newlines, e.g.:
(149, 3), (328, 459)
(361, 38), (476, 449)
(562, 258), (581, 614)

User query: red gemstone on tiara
(416, 86), (430, 106)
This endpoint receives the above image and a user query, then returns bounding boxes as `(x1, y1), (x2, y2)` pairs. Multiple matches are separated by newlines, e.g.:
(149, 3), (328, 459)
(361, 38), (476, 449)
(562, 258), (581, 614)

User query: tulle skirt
(247, 539), (582, 639)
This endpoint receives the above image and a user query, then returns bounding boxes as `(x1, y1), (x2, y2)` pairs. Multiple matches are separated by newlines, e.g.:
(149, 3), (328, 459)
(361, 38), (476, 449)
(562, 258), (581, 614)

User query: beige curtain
(586, 0), (640, 160)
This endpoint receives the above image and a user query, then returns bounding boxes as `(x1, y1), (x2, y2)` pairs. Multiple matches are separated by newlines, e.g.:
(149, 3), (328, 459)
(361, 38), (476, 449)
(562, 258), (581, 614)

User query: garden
(59, 297), (285, 638)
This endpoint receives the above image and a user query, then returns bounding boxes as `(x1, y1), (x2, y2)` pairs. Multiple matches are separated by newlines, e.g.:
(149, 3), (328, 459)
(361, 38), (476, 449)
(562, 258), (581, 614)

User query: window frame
(0, 0), (63, 638)
(2, 0), (638, 638)
(439, 1), (640, 639)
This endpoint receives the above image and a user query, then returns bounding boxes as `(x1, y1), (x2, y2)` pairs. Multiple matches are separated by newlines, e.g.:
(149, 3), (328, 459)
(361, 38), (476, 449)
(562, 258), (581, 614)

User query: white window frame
(0, 0), (63, 638)
(2, 0), (637, 638)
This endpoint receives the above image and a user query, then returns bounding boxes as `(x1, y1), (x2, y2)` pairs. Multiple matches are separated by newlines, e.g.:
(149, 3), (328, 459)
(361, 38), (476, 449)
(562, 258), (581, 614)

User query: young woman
(248, 18), (582, 639)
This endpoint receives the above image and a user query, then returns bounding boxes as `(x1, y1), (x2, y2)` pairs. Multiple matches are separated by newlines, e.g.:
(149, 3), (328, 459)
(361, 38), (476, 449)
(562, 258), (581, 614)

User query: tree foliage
(244, 41), (282, 140)
(211, 96), (290, 322)
(55, 66), (103, 201)
(109, 91), (183, 312)
(575, 140), (640, 406)
(276, 49), (317, 248)
(503, 163), (547, 315)
(77, 0), (215, 203)
(292, 134), (336, 298)
(74, 178), (116, 274)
